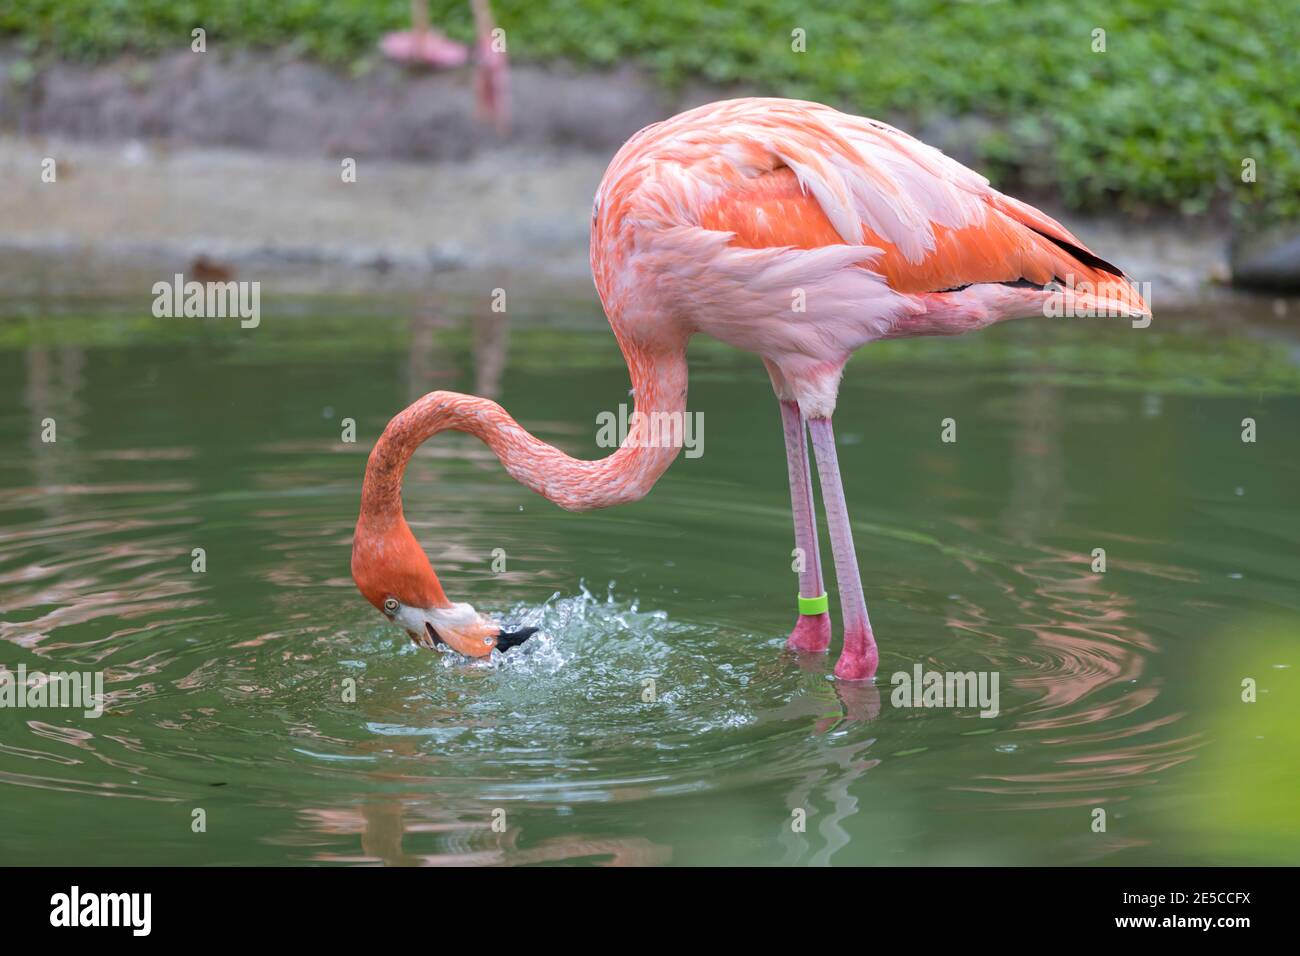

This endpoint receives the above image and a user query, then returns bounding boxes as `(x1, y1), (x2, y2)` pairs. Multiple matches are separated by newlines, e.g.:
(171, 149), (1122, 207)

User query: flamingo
(379, 0), (510, 131)
(351, 97), (1149, 680)
(379, 0), (470, 68)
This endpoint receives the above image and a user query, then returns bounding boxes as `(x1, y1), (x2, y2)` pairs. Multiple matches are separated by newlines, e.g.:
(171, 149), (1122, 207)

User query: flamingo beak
(388, 599), (540, 657)
(414, 618), (538, 655)
(495, 626), (539, 651)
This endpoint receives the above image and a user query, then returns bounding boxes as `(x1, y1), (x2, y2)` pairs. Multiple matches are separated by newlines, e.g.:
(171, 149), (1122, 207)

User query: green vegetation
(4, 1), (1297, 222)
(1171, 616), (1300, 864)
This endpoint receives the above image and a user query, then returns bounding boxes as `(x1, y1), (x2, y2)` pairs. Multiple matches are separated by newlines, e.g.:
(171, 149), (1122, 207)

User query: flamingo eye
(383, 598), (399, 614)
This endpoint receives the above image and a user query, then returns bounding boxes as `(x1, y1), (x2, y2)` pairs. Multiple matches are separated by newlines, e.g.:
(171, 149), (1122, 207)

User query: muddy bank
(1, 132), (1239, 310)
(0, 44), (1278, 308)
(0, 43), (676, 300)
(0, 134), (606, 299)
(0, 43), (678, 161)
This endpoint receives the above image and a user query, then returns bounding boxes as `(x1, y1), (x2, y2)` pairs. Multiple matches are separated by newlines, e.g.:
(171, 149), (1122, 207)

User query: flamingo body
(590, 97), (1146, 417)
(379, 30), (470, 67)
(353, 97), (1148, 678)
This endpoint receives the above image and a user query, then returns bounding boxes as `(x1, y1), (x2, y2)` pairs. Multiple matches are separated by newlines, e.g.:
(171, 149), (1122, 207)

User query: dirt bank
(0, 44), (1266, 309)
(0, 134), (606, 299)
(0, 43), (678, 160)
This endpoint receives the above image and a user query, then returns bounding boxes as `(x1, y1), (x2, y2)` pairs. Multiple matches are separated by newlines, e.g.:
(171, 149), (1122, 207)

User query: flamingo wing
(675, 99), (1147, 315)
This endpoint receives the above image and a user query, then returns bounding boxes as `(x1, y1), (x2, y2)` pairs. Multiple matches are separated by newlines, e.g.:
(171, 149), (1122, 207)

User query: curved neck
(359, 341), (690, 527)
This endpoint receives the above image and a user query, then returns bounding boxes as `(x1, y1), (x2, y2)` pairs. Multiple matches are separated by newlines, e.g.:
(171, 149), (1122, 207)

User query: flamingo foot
(786, 611), (832, 653)
(833, 628), (879, 681)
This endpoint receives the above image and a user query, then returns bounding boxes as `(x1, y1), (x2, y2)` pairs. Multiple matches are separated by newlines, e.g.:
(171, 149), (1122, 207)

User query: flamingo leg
(808, 416), (879, 680)
(780, 400), (831, 653)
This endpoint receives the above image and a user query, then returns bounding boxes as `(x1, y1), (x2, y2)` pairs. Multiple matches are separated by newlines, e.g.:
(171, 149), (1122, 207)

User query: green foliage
(3, 0), (1297, 222)
(1168, 616), (1300, 863)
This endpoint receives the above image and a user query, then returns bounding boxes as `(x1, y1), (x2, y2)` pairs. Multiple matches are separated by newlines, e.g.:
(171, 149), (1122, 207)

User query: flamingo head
(351, 520), (537, 658)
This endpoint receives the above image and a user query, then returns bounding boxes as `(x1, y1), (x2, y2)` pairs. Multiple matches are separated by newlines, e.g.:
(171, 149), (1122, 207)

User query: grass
(3, 0), (1297, 224)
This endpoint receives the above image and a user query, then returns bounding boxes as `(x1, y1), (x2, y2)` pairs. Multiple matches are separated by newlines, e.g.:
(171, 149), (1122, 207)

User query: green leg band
(798, 592), (828, 615)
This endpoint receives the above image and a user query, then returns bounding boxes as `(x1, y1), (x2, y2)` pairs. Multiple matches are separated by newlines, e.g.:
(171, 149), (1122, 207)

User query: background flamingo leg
(808, 417), (879, 680)
(780, 400), (832, 653)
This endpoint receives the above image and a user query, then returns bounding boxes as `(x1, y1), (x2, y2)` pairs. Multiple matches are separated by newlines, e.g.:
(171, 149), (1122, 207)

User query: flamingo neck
(358, 340), (689, 526)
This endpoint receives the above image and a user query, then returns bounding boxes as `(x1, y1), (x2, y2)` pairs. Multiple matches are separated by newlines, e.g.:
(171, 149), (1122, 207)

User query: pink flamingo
(380, 0), (509, 131)
(379, 0), (469, 68)
(352, 98), (1149, 680)
(469, 0), (509, 133)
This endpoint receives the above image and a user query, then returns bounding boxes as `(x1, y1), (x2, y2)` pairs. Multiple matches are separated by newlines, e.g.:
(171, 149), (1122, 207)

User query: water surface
(2, 297), (1298, 865)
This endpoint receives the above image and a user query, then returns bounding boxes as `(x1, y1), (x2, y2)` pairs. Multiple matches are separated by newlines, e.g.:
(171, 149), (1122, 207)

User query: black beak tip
(496, 625), (539, 651)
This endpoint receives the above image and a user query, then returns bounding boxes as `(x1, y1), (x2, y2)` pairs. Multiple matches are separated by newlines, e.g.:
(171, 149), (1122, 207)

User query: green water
(2, 298), (1298, 866)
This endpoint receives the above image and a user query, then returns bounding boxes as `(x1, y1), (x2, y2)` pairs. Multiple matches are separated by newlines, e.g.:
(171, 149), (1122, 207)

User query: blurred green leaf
(1, 0), (1296, 221)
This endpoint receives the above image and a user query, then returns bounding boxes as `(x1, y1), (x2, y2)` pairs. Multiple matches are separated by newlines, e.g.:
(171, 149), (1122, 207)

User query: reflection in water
(1000, 370), (1063, 544)
(473, 307), (510, 401)
(22, 345), (86, 526)
(954, 368), (1201, 813)
(2, 310), (1292, 865)
(941, 537), (1199, 807)
(300, 800), (670, 866)
(404, 297), (456, 403)
(402, 295), (511, 402)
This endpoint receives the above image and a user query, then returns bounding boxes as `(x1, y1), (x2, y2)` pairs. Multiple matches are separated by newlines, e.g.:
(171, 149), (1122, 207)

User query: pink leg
(779, 400), (831, 653)
(808, 417), (879, 680)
